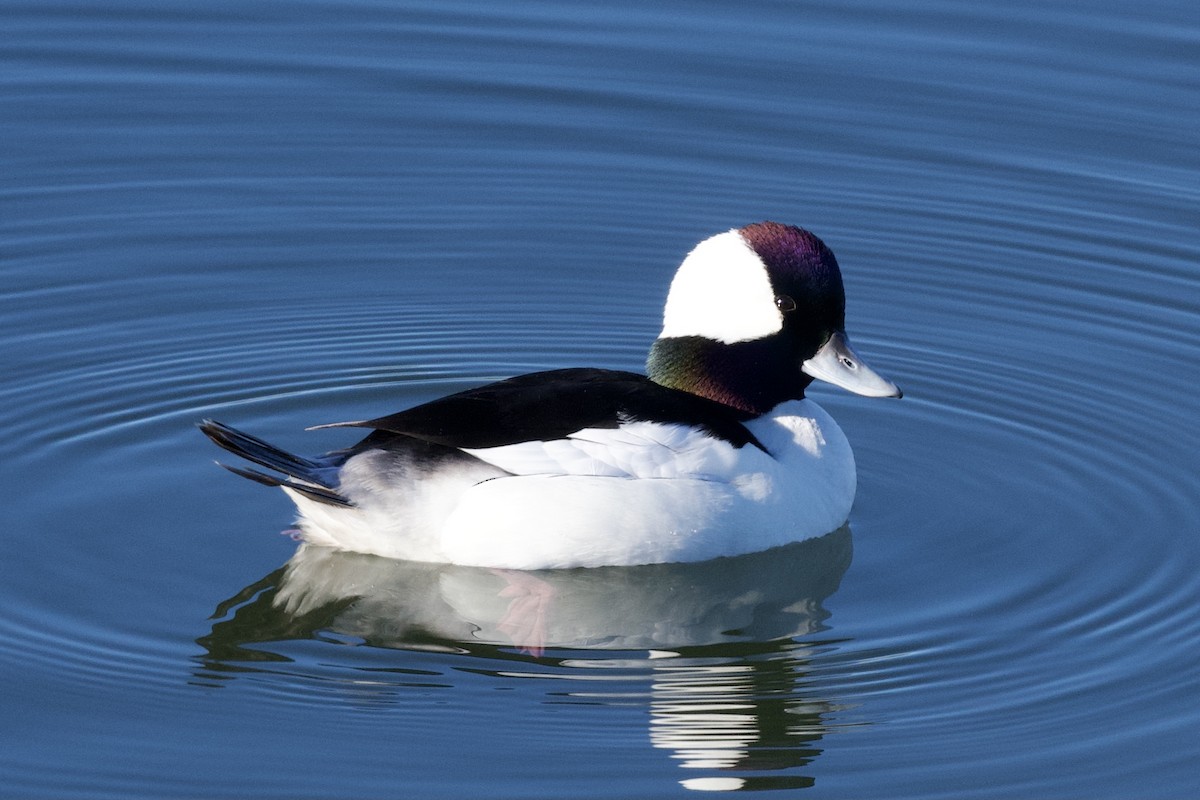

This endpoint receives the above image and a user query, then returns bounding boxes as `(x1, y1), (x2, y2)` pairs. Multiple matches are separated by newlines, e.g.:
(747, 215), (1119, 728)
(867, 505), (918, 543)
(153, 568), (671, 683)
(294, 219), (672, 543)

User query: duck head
(647, 221), (901, 415)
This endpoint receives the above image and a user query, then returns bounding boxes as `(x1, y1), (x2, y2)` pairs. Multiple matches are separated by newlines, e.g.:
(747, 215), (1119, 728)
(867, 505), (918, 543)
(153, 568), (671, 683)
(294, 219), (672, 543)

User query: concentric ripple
(5, 171), (1199, 797)
(4, 0), (1200, 797)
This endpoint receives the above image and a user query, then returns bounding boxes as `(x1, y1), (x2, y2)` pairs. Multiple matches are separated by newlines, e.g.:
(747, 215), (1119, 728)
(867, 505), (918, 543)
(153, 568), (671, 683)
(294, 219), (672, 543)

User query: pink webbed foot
(492, 569), (558, 657)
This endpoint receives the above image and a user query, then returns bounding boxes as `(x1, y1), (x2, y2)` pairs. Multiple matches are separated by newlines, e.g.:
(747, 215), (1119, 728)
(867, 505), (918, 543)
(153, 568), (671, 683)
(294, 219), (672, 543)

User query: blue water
(4, 1), (1199, 797)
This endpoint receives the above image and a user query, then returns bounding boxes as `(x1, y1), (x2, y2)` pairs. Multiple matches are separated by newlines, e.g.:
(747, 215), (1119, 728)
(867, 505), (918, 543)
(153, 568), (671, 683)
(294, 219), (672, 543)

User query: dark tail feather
(198, 419), (353, 507)
(221, 463), (354, 507)
(199, 419), (321, 475)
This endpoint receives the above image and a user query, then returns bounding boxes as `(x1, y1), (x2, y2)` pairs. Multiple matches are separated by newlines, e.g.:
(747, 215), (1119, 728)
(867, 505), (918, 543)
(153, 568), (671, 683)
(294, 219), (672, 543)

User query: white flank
(463, 421), (740, 480)
(658, 229), (781, 344)
(282, 400), (857, 568)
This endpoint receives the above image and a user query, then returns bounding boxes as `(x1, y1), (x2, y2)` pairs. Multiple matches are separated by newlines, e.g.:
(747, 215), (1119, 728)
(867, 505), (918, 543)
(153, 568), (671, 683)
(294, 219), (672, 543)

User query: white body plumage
(287, 399), (853, 569)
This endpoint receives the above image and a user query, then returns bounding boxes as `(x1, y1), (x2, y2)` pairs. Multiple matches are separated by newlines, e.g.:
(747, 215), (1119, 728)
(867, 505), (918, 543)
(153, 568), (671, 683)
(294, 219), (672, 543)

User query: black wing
(326, 368), (764, 451)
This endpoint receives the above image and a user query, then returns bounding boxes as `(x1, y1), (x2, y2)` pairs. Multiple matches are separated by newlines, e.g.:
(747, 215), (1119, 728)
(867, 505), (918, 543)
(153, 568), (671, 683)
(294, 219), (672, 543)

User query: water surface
(3, 1), (1199, 797)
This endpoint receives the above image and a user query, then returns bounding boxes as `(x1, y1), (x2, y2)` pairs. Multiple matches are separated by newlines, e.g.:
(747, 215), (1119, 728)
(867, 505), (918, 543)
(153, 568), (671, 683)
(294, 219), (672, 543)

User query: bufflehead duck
(200, 222), (900, 569)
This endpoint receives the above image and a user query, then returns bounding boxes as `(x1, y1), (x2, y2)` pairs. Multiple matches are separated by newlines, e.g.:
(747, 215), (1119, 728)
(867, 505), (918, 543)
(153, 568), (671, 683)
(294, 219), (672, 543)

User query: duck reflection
(197, 526), (853, 791)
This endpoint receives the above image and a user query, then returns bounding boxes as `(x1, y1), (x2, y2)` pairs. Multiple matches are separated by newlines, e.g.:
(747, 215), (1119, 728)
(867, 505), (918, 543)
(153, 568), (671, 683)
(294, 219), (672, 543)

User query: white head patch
(658, 229), (782, 345)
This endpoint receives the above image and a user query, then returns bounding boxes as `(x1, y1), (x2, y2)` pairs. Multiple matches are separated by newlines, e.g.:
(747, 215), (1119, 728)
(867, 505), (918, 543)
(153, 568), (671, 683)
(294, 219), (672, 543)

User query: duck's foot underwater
(492, 569), (558, 657)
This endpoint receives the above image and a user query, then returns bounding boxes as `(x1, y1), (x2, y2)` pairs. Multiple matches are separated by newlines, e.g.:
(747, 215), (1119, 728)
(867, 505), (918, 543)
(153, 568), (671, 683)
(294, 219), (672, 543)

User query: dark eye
(775, 294), (796, 313)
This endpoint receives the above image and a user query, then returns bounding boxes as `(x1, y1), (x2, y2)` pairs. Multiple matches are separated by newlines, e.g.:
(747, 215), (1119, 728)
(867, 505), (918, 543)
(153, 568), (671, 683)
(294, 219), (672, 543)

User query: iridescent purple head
(739, 220), (846, 346)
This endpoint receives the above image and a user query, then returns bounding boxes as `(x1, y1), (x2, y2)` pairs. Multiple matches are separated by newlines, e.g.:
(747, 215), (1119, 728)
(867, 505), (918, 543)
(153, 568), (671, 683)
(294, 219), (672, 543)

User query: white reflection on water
(198, 528), (853, 791)
(242, 527), (850, 651)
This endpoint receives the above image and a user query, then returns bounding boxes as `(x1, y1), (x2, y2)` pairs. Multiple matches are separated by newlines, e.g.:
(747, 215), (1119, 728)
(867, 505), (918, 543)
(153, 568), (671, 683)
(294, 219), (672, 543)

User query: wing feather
(317, 368), (765, 451)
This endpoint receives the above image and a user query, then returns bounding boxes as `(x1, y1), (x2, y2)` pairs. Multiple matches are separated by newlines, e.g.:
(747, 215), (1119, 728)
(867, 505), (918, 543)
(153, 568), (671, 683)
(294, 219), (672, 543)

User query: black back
(342, 368), (765, 451)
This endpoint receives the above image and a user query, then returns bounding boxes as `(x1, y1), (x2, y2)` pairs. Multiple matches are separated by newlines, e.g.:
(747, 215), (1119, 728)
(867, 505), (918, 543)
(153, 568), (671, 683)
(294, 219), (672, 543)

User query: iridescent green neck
(646, 336), (812, 416)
